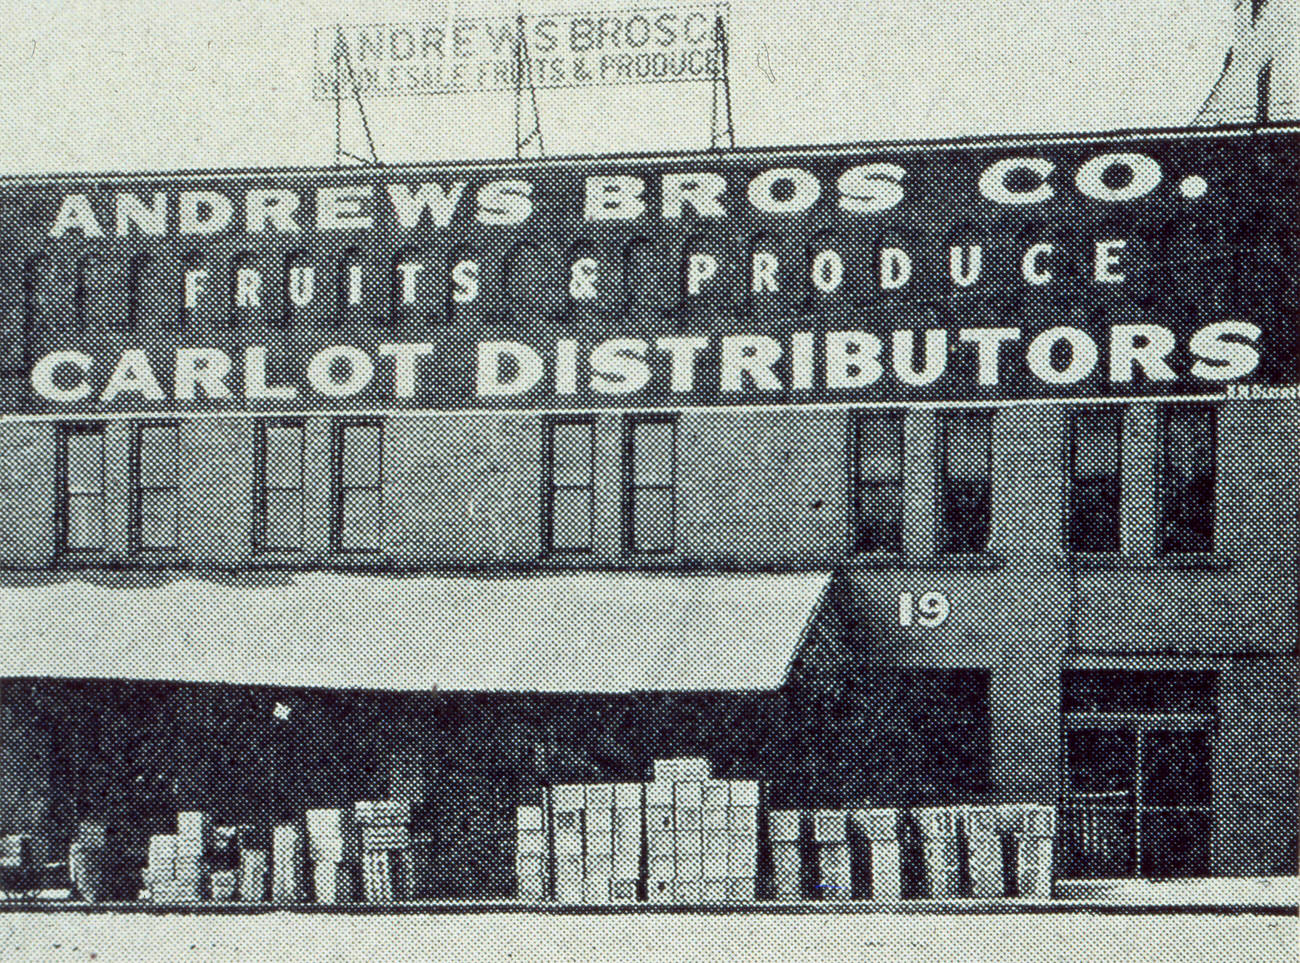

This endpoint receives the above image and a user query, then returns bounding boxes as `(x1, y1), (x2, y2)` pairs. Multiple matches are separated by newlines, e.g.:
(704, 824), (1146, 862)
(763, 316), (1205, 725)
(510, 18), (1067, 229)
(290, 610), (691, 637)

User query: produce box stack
(271, 823), (306, 903)
(305, 809), (356, 904)
(961, 806), (1005, 898)
(610, 783), (642, 903)
(514, 803), (549, 902)
(643, 778), (675, 903)
(848, 809), (901, 901)
(549, 785), (585, 904)
(767, 810), (804, 900)
(912, 807), (960, 898)
(700, 780), (730, 902)
(238, 847), (269, 902)
(671, 779), (703, 904)
(175, 811), (212, 902)
(144, 833), (179, 902)
(582, 785), (616, 904)
(812, 811), (851, 901)
(1011, 804), (1056, 899)
(355, 800), (411, 903)
(725, 781), (759, 901)
(208, 826), (242, 902)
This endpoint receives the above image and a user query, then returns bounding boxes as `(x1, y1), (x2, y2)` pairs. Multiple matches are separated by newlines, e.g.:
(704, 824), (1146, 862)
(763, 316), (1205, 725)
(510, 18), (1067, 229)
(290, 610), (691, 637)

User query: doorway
(1058, 670), (1216, 879)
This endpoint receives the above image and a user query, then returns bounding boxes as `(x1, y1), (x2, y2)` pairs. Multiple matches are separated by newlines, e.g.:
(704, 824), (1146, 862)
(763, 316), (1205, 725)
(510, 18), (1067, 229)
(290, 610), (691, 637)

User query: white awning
(0, 570), (831, 693)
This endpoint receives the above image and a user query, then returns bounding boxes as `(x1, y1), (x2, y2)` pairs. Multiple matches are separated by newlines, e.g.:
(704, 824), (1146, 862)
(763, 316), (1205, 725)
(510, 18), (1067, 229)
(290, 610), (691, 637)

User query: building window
(624, 416), (677, 554)
(1161, 405), (1216, 554)
(331, 420), (383, 553)
(255, 420), (306, 552)
(56, 424), (106, 553)
(545, 419), (596, 553)
(1068, 408), (1122, 553)
(131, 422), (180, 552)
(938, 410), (993, 554)
(852, 411), (904, 553)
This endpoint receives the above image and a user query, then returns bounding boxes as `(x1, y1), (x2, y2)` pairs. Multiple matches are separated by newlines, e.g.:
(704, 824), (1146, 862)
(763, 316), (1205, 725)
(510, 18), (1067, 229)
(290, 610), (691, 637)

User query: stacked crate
(514, 804), (548, 901)
(643, 778), (675, 903)
(961, 806), (1005, 898)
(700, 780), (730, 901)
(550, 785), (585, 903)
(271, 823), (306, 903)
(305, 809), (356, 904)
(582, 785), (615, 904)
(1008, 804), (1055, 899)
(848, 809), (901, 901)
(610, 783), (642, 902)
(768, 810), (803, 900)
(356, 800), (411, 902)
(723, 781), (758, 901)
(239, 846), (269, 902)
(812, 811), (851, 901)
(912, 807), (961, 898)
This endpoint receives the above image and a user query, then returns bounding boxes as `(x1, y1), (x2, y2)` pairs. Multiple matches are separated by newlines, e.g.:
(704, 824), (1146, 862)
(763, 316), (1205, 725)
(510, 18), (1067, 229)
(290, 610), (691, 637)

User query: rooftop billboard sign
(2, 127), (1296, 415)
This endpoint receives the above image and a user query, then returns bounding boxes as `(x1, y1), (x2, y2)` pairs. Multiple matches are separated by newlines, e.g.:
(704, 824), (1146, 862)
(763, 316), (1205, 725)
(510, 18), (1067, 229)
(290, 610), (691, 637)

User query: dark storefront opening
(1058, 669), (1216, 879)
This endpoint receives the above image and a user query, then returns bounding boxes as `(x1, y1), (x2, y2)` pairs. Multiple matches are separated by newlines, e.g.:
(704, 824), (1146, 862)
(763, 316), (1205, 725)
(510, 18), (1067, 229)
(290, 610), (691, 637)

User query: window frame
(1067, 407), (1123, 555)
(330, 418), (385, 555)
(55, 422), (107, 555)
(622, 414), (679, 556)
(253, 419), (307, 553)
(850, 409), (905, 554)
(937, 409), (994, 555)
(543, 416), (597, 555)
(1159, 404), (1217, 555)
(129, 420), (181, 554)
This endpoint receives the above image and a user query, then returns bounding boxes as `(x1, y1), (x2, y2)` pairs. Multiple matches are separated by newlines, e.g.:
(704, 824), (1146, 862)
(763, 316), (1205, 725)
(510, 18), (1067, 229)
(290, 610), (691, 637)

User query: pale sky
(0, 0), (1253, 174)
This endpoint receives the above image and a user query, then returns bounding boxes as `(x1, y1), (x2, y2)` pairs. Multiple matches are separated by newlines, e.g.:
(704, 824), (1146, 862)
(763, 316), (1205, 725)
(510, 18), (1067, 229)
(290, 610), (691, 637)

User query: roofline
(0, 121), (1296, 187)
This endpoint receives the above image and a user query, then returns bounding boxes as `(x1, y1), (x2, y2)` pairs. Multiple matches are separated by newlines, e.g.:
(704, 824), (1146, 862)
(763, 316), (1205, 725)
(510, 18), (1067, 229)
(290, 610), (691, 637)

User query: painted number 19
(899, 591), (950, 627)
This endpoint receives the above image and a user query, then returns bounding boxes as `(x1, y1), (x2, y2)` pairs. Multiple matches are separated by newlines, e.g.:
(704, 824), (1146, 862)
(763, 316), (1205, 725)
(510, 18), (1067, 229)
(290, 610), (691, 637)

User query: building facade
(0, 125), (1295, 887)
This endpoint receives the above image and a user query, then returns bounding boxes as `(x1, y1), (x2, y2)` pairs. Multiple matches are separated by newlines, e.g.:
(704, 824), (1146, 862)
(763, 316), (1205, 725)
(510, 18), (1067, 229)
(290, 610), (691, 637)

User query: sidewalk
(6, 876), (1296, 915)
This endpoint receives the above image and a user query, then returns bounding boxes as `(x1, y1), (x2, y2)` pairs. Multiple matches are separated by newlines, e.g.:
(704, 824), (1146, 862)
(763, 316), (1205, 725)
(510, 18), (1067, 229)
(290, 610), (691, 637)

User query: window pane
(65, 495), (104, 550)
(856, 414), (902, 481)
(550, 488), (593, 551)
(944, 413), (991, 481)
(1163, 406), (1215, 553)
(65, 432), (104, 494)
(340, 424), (382, 489)
(1066, 729), (1136, 796)
(551, 423), (593, 487)
(263, 490), (303, 550)
(340, 488), (382, 551)
(1141, 730), (1212, 808)
(941, 480), (990, 553)
(854, 483), (902, 553)
(138, 489), (178, 549)
(1074, 409), (1119, 479)
(1069, 480), (1120, 553)
(632, 421), (675, 487)
(1062, 670), (1216, 714)
(632, 487), (674, 552)
(264, 424), (304, 490)
(138, 426), (178, 488)
(1140, 811), (1211, 879)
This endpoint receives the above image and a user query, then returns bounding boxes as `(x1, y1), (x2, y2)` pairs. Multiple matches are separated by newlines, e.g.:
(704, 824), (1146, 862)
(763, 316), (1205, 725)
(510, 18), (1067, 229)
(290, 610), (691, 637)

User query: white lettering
(720, 335), (782, 391)
(306, 346), (374, 397)
(386, 182), (467, 229)
(1187, 321), (1261, 381)
(661, 172), (727, 218)
(475, 180), (533, 225)
(476, 341), (543, 396)
(826, 331), (884, 388)
(1026, 327), (1099, 384)
(178, 191), (233, 235)
(836, 163), (905, 213)
(979, 157), (1055, 205)
(378, 342), (435, 397)
(958, 327), (1021, 385)
(1109, 325), (1177, 383)
(892, 329), (947, 385)
(746, 168), (821, 214)
(583, 176), (646, 221)
(30, 351), (93, 402)
(115, 192), (167, 237)
(100, 349), (165, 402)
(174, 348), (232, 400)
(590, 338), (652, 394)
(48, 195), (104, 238)
(655, 336), (709, 392)
(245, 189), (302, 233)
(244, 346), (297, 400)
(1075, 153), (1161, 202)
(316, 185), (374, 230)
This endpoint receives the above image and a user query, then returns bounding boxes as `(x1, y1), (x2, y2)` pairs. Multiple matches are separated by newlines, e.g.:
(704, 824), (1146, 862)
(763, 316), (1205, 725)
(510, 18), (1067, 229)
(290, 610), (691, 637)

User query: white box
(312, 861), (352, 904)
(728, 877), (756, 901)
(551, 785), (585, 811)
(647, 853), (675, 879)
(674, 829), (702, 854)
(305, 809), (348, 839)
(309, 839), (346, 863)
(674, 781), (704, 810)
(646, 878), (673, 903)
(647, 830), (675, 855)
(612, 848), (640, 878)
(585, 807), (614, 838)
(729, 849), (757, 876)
(516, 806), (545, 832)
(581, 878), (614, 904)
(728, 806), (758, 835)
(516, 830), (547, 855)
(613, 808), (642, 835)
(701, 878), (729, 902)
(554, 875), (583, 904)
(849, 809), (899, 842)
(702, 781), (730, 808)
(584, 784), (615, 809)
(177, 811), (212, 845)
(148, 834), (178, 869)
(729, 781), (760, 807)
(514, 853), (545, 878)
(585, 854), (614, 878)
(768, 810), (803, 842)
(645, 806), (674, 833)
(555, 853), (583, 879)
(676, 852), (702, 879)
(675, 807), (701, 832)
(728, 833), (758, 856)
(671, 879), (702, 903)
(516, 875), (547, 902)
(813, 810), (847, 843)
(613, 783), (643, 808)
(702, 830), (729, 854)
(644, 781), (674, 808)
(703, 807), (728, 831)
(702, 852), (728, 878)
(610, 878), (638, 903)
(653, 758), (710, 783)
